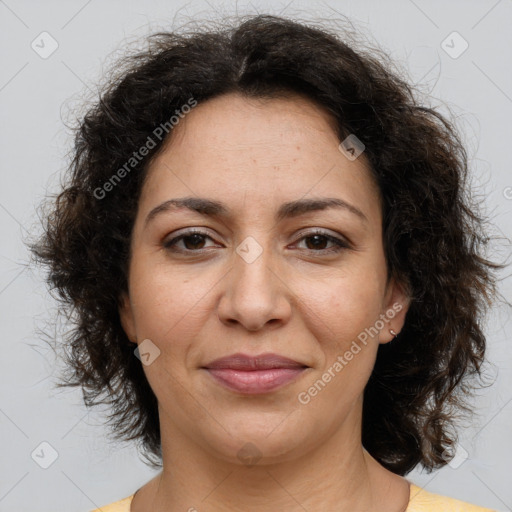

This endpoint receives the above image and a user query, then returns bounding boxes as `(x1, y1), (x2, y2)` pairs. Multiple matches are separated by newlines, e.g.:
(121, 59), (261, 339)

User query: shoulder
(407, 483), (497, 511)
(90, 494), (134, 512)
(87, 484), (499, 512)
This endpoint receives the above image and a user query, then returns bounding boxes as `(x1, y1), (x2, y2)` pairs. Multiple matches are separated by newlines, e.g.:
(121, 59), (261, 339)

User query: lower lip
(204, 368), (306, 394)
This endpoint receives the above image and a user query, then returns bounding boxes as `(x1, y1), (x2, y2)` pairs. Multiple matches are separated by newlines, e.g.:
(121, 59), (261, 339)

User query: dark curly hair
(30, 13), (506, 475)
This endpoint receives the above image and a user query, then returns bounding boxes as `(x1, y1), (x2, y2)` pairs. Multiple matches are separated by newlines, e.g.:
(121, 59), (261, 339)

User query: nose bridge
(217, 231), (290, 330)
(235, 233), (273, 287)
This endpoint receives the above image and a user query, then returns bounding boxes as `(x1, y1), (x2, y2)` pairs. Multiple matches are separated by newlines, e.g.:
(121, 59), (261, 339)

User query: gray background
(0, 1), (511, 511)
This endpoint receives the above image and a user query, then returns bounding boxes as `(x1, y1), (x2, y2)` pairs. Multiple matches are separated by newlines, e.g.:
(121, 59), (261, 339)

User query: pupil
(185, 234), (205, 250)
(182, 234), (330, 251)
(307, 235), (327, 250)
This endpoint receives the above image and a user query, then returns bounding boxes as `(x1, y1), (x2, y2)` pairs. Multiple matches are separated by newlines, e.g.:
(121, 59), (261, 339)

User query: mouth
(201, 353), (309, 395)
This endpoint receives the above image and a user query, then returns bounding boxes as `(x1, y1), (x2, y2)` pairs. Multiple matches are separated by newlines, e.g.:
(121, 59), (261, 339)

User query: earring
(389, 329), (397, 338)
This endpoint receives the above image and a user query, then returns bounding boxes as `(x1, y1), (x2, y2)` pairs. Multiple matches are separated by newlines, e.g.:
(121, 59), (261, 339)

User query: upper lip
(203, 353), (308, 370)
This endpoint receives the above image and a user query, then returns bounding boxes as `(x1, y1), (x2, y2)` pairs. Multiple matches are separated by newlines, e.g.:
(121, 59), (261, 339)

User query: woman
(32, 14), (504, 512)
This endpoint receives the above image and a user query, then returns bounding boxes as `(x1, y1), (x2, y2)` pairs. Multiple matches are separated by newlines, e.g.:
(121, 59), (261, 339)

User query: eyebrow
(144, 196), (368, 226)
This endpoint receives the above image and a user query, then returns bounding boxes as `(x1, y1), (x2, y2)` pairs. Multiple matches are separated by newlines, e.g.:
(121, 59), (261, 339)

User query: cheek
(128, 264), (208, 396)
(129, 260), (212, 340)
(296, 265), (385, 351)
(294, 276), (383, 415)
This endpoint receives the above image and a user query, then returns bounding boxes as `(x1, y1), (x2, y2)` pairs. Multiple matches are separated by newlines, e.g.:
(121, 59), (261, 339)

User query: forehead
(140, 92), (381, 228)
(162, 92), (342, 161)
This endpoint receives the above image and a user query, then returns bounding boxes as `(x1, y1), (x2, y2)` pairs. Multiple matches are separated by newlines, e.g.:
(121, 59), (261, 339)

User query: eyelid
(163, 227), (352, 255)
(162, 227), (216, 247)
(291, 228), (352, 252)
(293, 227), (350, 243)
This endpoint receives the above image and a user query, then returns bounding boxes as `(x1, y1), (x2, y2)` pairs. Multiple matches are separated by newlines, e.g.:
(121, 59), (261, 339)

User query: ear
(118, 292), (137, 343)
(379, 277), (410, 344)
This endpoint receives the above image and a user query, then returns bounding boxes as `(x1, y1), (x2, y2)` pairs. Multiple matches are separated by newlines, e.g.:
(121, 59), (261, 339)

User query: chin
(198, 415), (314, 466)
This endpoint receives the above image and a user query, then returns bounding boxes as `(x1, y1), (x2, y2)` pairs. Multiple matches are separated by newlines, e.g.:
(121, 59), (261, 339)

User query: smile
(204, 367), (307, 394)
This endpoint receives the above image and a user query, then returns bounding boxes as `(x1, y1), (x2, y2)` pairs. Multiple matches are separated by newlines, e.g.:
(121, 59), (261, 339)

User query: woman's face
(120, 92), (409, 465)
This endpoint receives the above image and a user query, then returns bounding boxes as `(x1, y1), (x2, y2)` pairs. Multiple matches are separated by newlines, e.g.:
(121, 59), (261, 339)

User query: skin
(120, 92), (411, 511)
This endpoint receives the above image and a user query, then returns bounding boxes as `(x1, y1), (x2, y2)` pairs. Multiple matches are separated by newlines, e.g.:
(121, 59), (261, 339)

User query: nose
(216, 240), (292, 331)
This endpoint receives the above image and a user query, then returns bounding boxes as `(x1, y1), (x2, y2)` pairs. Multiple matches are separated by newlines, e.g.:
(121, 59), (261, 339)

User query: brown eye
(294, 230), (350, 254)
(163, 230), (216, 253)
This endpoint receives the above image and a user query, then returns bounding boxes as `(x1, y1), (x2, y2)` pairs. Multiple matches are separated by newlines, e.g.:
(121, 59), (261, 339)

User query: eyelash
(163, 229), (350, 255)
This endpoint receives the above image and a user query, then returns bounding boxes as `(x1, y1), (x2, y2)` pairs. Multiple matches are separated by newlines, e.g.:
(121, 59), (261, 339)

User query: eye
(163, 229), (217, 253)
(163, 228), (351, 255)
(293, 230), (350, 255)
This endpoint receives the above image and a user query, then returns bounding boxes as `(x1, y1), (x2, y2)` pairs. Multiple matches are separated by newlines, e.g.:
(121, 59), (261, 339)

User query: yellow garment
(407, 483), (496, 511)
(91, 482), (497, 511)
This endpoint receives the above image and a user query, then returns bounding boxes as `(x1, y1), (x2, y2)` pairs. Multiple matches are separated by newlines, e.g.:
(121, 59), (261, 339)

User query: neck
(135, 399), (410, 512)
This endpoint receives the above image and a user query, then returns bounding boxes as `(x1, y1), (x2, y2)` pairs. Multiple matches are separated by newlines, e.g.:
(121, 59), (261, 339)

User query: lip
(204, 353), (307, 370)
(202, 353), (308, 394)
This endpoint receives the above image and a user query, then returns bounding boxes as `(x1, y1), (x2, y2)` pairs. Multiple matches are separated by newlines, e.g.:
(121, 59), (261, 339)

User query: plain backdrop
(0, 1), (511, 511)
